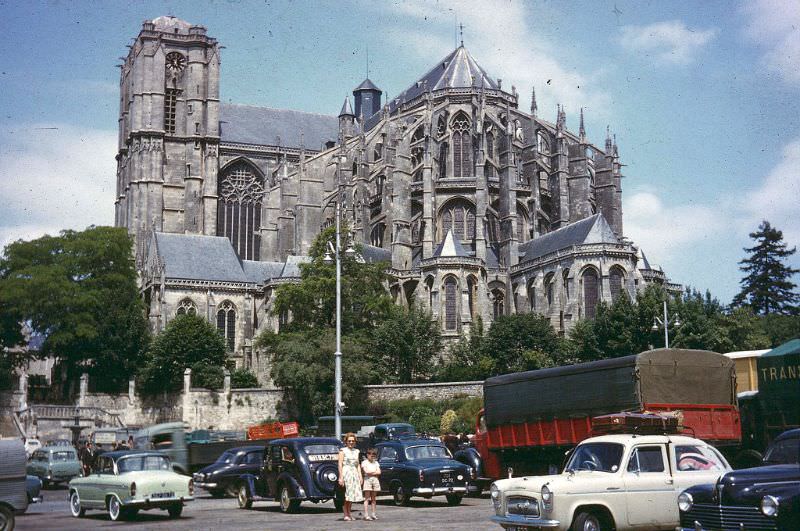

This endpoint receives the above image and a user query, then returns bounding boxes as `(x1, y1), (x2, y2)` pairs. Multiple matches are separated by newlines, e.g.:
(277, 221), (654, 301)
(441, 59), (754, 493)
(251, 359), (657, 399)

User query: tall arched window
(609, 267), (624, 302)
(439, 200), (476, 243)
(444, 277), (458, 331)
(438, 142), (448, 179)
(563, 269), (571, 300)
(528, 281), (536, 312)
(537, 132), (550, 154)
(176, 299), (197, 317)
(375, 174), (385, 196)
(370, 223), (385, 247)
(545, 273), (555, 307)
(583, 269), (599, 319)
(217, 161), (264, 260)
(216, 301), (236, 351)
(492, 289), (505, 319)
(467, 276), (478, 320)
(452, 114), (472, 178)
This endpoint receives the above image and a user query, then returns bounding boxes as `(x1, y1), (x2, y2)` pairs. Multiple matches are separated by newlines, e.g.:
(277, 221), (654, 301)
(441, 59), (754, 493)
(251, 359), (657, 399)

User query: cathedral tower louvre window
(216, 301), (236, 351)
(217, 161), (264, 260)
(164, 88), (180, 133)
(444, 276), (458, 331)
(582, 268), (599, 319)
(176, 299), (197, 316)
(452, 114), (472, 178)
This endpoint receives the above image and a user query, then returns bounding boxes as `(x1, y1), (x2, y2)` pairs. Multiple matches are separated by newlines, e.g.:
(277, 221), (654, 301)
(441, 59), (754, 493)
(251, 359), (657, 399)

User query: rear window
(53, 451), (76, 461)
(404, 445), (451, 460)
(764, 438), (800, 465)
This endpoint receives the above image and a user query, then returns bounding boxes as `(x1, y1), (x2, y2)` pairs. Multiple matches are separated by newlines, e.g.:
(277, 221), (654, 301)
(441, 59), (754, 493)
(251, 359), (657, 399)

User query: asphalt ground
(16, 484), (497, 531)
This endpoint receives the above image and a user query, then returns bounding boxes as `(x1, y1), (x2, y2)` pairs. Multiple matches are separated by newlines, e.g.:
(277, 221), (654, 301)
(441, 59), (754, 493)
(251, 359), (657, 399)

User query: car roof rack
(591, 412), (684, 436)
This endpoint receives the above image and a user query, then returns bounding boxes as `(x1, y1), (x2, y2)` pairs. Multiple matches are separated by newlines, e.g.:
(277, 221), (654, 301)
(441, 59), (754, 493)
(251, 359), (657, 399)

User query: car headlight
(326, 471), (338, 482)
(490, 483), (501, 513)
(541, 485), (553, 512)
(490, 483), (500, 500)
(678, 492), (693, 512)
(761, 495), (779, 517)
(188, 479), (195, 496)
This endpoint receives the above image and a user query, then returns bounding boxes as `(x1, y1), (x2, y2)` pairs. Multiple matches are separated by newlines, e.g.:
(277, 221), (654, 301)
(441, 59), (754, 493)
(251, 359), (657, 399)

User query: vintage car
(68, 450), (194, 521)
(678, 428), (799, 531)
(0, 440), (29, 529)
(236, 437), (344, 513)
(193, 445), (264, 497)
(26, 445), (82, 487)
(490, 434), (731, 530)
(375, 437), (473, 506)
(24, 475), (43, 509)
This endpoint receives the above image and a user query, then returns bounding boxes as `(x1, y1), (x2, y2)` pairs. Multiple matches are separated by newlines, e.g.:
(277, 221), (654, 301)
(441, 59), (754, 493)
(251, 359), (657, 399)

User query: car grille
(680, 503), (778, 530)
(506, 496), (540, 518)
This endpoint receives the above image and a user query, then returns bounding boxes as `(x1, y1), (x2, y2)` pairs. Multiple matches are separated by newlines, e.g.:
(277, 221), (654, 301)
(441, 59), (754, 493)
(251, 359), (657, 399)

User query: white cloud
(0, 124), (117, 251)
(375, 0), (611, 120)
(618, 20), (718, 65)
(742, 0), (800, 85)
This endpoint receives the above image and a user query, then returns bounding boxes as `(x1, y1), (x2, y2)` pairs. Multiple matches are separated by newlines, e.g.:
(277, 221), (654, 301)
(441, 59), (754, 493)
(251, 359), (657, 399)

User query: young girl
(338, 433), (363, 521)
(360, 448), (381, 520)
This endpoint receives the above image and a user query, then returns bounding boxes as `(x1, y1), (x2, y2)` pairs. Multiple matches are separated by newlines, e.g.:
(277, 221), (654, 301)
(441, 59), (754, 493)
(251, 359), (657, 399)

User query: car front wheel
(237, 484), (252, 509)
(571, 510), (606, 531)
(0, 504), (15, 531)
(69, 490), (86, 517)
(446, 494), (462, 506)
(278, 485), (300, 513)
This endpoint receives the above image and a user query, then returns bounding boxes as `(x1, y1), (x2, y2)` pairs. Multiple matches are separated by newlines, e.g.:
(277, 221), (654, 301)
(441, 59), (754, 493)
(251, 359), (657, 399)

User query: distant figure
(127, 435), (134, 449)
(80, 442), (96, 475)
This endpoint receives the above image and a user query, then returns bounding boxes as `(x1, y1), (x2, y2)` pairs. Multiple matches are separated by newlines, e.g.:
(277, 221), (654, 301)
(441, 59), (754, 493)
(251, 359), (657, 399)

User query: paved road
(17, 485), (496, 531)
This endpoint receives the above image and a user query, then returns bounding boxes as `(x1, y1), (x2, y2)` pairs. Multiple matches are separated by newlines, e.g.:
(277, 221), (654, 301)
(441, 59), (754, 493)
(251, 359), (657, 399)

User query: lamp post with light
(323, 173), (356, 440)
(651, 300), (681, 349)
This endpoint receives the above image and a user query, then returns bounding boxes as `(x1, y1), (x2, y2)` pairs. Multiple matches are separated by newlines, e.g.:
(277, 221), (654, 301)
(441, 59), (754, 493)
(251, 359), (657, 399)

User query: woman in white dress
(337, 433), (363, 521)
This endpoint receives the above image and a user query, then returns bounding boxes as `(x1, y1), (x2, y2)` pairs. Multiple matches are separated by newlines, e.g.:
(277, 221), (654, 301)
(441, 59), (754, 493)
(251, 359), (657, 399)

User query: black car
(192, 445), (264, 498)
(678, 428), (800, 531)
(375, 437), (473, 506)
(236, 438), (344, 513)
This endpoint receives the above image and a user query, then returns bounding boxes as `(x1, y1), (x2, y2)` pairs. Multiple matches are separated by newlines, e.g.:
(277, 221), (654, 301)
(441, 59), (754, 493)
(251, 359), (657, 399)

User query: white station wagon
(490, 434), (730, 531)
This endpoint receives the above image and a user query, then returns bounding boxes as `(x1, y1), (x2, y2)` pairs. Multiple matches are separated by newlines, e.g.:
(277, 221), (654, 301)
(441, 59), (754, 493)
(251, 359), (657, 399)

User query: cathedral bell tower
(115, 16), (220, 258)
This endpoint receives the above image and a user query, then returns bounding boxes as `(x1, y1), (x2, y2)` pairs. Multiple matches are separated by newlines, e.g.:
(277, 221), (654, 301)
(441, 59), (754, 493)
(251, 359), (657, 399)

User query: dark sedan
(193, 445), (264, 498)
(678, 428), (799, 531)
(376, 438), (473, 506)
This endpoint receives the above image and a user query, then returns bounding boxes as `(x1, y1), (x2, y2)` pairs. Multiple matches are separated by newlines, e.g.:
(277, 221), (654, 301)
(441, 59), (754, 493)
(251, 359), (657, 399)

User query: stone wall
(365, 381), (484, 403)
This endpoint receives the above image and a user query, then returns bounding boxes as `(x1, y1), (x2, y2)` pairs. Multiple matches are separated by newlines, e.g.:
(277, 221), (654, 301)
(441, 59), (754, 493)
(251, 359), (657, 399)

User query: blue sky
(0, 0), (798, 304)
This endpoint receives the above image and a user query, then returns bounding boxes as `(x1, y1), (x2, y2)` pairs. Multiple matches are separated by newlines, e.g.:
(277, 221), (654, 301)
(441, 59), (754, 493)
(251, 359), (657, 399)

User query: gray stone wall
(364, 381), (483, 403)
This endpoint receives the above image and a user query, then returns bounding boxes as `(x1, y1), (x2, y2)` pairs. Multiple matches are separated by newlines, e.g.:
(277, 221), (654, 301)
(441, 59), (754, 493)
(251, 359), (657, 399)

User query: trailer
(470, 348), (740, 484)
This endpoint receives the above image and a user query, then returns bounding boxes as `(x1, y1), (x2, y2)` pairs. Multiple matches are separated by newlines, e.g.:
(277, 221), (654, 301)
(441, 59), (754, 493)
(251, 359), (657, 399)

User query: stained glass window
(176, 299), (197, 317)
(583, 269), (599, 319)
(444, 277), (458, 331)
(440, 201), (476, 243)
(610, 268), (624, 301)
(217, 162), (264, 260)
(452, 115), (472, 178)
(216, 301), (236, 351)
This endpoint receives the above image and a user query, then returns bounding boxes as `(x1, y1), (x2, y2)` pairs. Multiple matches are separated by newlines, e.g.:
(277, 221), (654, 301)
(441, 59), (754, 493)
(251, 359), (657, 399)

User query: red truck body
(473, 349), (741, 480)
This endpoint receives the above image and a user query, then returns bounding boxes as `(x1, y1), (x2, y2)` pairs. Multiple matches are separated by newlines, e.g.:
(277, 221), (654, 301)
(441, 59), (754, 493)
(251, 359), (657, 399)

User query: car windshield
(404, 445), (451, 460)
(117, 455), (171, 473)
(52, 451), (76, 462)
(763, 438), (800, 465)
(388, 425), (414, 437)
(304, 444), (341, 455)
(215, 451), (237, 464)
(565, 443), (624, 473)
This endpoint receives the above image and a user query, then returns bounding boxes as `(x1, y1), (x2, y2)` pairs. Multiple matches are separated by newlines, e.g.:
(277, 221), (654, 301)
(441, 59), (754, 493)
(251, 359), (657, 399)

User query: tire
(42, 479), (50, 489)
(107, 496), (123, 521)
(278, 485), (300, 514)
(392, 483), (410, 506)
(225, 483), (239, 498)
(0, 504), (15, 531)
(237, 484), (252, 509)
(167, 504), (183, 518)
(571, 510), (608, 531)
(445, 494), (463, 506)
(69, 490), (85, 517)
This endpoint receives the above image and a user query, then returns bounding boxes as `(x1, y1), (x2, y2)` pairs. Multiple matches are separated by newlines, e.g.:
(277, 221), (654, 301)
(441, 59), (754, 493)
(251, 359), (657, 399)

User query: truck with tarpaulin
(468, 348), (741, 486)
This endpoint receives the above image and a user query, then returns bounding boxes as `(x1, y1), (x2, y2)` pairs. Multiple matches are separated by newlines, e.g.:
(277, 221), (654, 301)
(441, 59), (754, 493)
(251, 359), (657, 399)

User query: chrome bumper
(126, 495), (194, 507)
(30, 496), (43, 504)
(413, 486), (468, 495)
(195, 482), (219, 489)
(490, 514), (561, 529)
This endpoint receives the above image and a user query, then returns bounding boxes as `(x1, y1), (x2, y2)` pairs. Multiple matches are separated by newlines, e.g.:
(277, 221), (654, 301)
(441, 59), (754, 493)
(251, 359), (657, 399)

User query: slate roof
(432, 231), (470, 258)
(220, 103), (339, 150)
(154, 233), (248, 283)
(361, 244), (391, 264)
(339, 97), (354, 117)
(519, 214), (619, 263)
(280, 255), (311, 278)
(242, 260), (285, 284)
(389, 46), (499, 112)
(354, 78), (381, 92)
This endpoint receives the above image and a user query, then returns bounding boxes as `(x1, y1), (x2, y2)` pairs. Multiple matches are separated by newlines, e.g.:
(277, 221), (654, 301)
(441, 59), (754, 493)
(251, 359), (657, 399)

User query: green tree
(758, 314), (800, 347)
(479, 313), (563, 375)
(733, 220), (799, 315)
(0, 227), (149, 394)
(139, 314), (228, 393)
(370, 305), (442, 383)
(433, 317), (489, 381)
(230, 367), (260, 389)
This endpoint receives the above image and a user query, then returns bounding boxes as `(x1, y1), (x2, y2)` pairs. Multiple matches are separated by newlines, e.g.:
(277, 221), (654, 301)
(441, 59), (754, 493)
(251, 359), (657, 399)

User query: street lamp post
(651, 300), (681, 349)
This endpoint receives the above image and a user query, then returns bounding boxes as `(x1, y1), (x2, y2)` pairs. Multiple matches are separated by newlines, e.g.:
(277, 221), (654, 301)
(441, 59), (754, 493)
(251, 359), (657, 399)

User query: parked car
(375, 437), (472, 506)
(236, 437), (344, 513)
(370, 423), (416, 444)
(489, 433), (731, 530)
(22, 475), (43, 511)
(678, 428), (800, 531)
(44, 439), (73, 447)
(0, 440), (29, 530)
(26, 446), (82, 488)
(24, 438), (42, 457)
(193, 445), (265, 498)
(68, 450), (194, 521)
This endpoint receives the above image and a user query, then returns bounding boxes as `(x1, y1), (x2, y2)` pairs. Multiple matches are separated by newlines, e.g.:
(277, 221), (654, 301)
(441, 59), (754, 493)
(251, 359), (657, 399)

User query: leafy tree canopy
(733, 220), (799, 315)
(370, 305), (442, 383)
(139, 314), (228, 393)
(0, 227), (149, 393)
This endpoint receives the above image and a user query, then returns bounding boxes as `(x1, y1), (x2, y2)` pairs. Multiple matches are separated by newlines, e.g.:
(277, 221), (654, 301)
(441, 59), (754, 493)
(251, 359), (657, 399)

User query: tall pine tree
(733, 220), (798, 315)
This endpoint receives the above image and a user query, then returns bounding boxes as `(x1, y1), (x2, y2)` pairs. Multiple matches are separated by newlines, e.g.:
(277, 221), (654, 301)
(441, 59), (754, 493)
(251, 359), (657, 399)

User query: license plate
(151, 492), (174, 499)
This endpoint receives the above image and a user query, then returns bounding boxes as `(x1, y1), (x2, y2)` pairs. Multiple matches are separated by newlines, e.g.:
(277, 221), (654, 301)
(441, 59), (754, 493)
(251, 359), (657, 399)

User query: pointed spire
(605, 125), (613, 153)
(556, 104), (566, 133)
(530, 86), (538, 117)
(432, 230), (469, 258)
(579, 108), (586, 142)
(613, 134), (619, 157)
(339, 96), (354, 117)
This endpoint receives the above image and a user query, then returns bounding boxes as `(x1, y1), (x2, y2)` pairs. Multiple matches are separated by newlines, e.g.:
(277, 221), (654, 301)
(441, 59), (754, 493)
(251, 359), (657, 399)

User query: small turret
(353, 78), (382, 120)
(339, 96), (355, 142)
(530, 86), (538, 117)
(579, 108), (586, 142)
(605, 126), (613, 153)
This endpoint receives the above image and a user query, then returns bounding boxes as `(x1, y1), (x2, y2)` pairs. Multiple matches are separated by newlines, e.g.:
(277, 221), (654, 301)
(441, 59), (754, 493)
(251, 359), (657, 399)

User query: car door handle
(606, 487), (621, 491)
(665, 478), (674, 485)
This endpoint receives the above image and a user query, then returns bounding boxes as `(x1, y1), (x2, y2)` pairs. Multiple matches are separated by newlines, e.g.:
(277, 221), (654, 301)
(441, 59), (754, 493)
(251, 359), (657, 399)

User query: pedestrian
(127, 435), (134, 449)
(81, 442), (95, 476)
(361, 448), (381, 521)
(337, 432), (363, 521)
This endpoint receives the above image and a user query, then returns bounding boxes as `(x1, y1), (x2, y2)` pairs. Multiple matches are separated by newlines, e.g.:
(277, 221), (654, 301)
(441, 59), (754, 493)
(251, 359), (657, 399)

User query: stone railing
(18, 405), (124, 428)
(512, 243), (634, 273)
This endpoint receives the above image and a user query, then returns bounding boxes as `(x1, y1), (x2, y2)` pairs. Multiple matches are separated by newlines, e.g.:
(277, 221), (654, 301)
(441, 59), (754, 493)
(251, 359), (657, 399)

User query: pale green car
(68, 450), (194, 521)
(27, 446), (82, 487)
